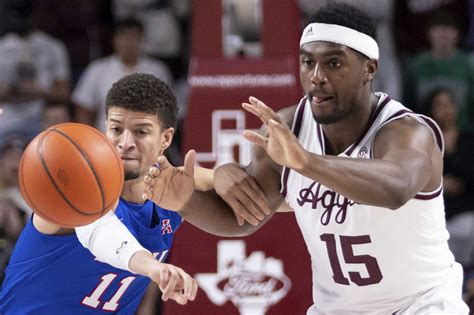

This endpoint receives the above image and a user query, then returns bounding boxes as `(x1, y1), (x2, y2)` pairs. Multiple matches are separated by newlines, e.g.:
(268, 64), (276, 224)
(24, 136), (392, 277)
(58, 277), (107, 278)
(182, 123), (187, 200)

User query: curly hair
(105, 73), (178, 129)
(306, 3), (376, 41)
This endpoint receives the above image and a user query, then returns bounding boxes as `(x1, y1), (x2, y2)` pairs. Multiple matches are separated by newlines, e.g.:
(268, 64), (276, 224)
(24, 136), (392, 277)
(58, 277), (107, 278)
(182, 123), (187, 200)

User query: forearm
(129, 250), (159, 277)
(297, 152), (428, 209)
(75, 211), (150, 272)
(180, 190), (269, 237)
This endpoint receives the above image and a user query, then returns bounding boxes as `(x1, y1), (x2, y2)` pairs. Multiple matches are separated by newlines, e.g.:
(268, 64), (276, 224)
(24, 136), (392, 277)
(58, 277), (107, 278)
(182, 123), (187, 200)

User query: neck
(120, 56), (139, 68)
(121, 176), (146, 204)
(431, 47), (455, 59)
(322, 92), (379, 155)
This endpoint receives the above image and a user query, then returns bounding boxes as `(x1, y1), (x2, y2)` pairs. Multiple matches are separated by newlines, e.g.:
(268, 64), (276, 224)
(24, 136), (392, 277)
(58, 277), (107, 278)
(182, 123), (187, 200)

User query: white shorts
(395, 262), (469, 315)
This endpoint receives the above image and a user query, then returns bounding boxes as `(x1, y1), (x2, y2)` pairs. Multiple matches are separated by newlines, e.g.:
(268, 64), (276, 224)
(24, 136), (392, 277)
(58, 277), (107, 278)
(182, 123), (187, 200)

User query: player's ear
(160, 127), (174, 150)
(364, 59), (378, 84)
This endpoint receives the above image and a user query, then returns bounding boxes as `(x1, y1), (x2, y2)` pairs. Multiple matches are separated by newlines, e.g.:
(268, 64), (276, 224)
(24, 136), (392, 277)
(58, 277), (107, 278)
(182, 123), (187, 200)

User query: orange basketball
(19, 123), (124, 227)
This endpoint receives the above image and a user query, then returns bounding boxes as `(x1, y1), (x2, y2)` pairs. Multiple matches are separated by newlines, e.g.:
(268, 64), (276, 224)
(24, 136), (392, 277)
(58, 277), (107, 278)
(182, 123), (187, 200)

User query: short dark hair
(105, 73), (178, 129)
(306, 3), (377, 41)
(113, 18), (144, 34)
(429, 11), (458, 29)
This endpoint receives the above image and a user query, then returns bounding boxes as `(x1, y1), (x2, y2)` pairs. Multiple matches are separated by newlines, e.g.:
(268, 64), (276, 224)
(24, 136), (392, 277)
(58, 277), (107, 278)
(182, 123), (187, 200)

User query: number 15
(320, 233), (383, 286)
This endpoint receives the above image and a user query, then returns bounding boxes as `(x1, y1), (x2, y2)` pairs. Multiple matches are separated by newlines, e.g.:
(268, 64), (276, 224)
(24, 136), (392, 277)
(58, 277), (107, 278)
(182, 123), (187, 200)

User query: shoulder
(81, 57), (113, 76)
(33, 31), (67, 52)
(374, 115), (440, 157)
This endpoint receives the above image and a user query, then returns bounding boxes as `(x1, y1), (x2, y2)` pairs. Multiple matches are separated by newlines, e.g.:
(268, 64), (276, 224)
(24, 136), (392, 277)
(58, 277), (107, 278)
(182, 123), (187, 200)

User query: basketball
(18, 123), (124, 227)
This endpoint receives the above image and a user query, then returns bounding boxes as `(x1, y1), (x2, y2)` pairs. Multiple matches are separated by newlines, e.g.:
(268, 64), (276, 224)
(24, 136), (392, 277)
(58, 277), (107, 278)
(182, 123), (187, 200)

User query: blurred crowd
(1, 0), (474, 313)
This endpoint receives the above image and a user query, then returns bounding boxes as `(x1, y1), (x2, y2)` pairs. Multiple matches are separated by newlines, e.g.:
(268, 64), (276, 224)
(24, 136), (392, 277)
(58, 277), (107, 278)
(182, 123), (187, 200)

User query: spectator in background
(0, 136), (31, 222)
(112, 0), (190, 79)
(73, 18), (173, 132)
(297, 0), (402, 100)
(42, 101), (73, 129)
(425, 88), (474, 280)
(404, 12), (474, 128)
(0, 136), (28, 285)
(31, 0), (114, 85)
(0, 0), (71, 144)
(394, 0), (468, 57)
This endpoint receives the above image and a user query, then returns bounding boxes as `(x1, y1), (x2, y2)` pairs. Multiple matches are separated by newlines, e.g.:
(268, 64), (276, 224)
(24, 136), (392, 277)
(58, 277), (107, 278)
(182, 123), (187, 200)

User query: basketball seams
(81, 124), (124, 214)
(20, 123), (124, 227)
(39, 129), (103, 216)
(19, 133), (82, 227)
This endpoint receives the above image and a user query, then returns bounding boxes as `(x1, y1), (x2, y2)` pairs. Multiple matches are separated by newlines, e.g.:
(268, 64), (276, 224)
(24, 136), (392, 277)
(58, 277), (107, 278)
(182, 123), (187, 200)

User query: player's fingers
(156, 155), (172, 171)
(242, 103), (268, 124)
(159, 267), (170, 289)
(166, 290), (187, 305)
(178, 269), (195, 300)
(148, 165), (161, 177)
(235, 211), (245, 226)
(244, 177), (272, 215)
(143, 175), (156, 187)
(229, 182), (266, 220)
(252, 97), (281, 123)
(162, 268), (179, 301)
(183, 150), (196, 178)
(243, 130), (268, 148)
(225, 197), (259, 226)
(235, 190), (266, 221)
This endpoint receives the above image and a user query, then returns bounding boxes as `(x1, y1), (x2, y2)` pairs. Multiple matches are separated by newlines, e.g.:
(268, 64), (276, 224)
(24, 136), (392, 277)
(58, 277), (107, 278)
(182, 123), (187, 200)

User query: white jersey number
(320, 233), (383, 286)
(81, 274), (136, 311)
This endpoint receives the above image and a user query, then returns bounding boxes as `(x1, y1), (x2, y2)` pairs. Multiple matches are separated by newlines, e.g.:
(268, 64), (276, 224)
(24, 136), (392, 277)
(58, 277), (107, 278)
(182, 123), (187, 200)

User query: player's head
(299, 3), (378, 124)
(427, 12), (459, 53)
(105, 73), (178, 181)
(112, 18), (144, 64)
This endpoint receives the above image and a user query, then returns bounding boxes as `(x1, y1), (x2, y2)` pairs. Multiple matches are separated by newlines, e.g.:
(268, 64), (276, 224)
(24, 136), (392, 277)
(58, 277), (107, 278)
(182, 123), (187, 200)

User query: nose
(117, 130), (136, 152)
(311, 63), (327, 85)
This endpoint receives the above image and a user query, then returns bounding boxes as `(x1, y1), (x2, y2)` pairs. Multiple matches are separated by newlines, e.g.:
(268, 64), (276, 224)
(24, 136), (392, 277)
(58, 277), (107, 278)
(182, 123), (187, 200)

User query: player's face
(299, 41), (375, 124)
(113, 27), (143, 62)
(106, 107), (174, 181)
(430, 91), (458, 127)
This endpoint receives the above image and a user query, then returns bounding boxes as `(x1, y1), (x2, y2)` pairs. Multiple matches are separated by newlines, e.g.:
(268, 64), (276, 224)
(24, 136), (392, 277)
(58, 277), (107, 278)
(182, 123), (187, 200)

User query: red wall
(165, 1), (313, 313)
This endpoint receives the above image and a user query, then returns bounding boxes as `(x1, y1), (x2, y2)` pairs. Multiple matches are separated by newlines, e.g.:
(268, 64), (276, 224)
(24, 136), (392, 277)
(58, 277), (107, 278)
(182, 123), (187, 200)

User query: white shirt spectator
(72, 55), (172, 132)
(0, 31), (70, 140)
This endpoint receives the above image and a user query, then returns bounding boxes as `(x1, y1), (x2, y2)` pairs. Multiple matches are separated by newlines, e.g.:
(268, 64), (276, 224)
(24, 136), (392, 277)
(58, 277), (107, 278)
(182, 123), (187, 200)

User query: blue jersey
(0, 198), (181, 314)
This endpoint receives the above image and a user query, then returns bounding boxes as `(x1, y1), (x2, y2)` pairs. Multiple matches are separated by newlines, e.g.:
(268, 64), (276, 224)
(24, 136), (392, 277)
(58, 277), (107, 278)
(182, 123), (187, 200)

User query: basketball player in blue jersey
(0, 74), (203, 314)
(142, 3), (469, 314)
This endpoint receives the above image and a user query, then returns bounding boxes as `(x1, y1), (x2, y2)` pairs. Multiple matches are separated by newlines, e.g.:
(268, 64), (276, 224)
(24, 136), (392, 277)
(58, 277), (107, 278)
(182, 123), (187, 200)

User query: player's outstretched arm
(75, 211), (197, 304)
(178, 130), (286, 235)
(243, 96), (441, 209)
(129, 251), (198, 305)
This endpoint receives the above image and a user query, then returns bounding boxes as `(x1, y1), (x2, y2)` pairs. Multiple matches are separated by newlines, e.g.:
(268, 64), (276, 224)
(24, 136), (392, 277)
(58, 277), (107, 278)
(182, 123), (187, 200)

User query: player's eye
(329, 59), (341, 68)
(110, 126), (121, 134)
(302, 58), (314, 68)
(136, 129), (149, 135)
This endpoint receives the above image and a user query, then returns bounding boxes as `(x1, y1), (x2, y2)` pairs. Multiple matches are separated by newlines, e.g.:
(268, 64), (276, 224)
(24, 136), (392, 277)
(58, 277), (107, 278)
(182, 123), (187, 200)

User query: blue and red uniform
(0, 198), (181, 314)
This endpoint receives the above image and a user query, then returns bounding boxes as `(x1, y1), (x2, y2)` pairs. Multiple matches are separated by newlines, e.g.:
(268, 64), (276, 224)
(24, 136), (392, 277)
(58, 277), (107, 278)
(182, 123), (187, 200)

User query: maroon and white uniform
(281, 93), (467, 314)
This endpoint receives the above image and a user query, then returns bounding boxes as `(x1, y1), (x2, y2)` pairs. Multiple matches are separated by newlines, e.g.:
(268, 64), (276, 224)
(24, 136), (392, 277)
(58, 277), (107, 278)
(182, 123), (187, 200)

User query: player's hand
(242, 96), (307, 170)
(143, 150), (196, 211)
(147, 262), (198, 305)
(214, 163), (271, 226)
